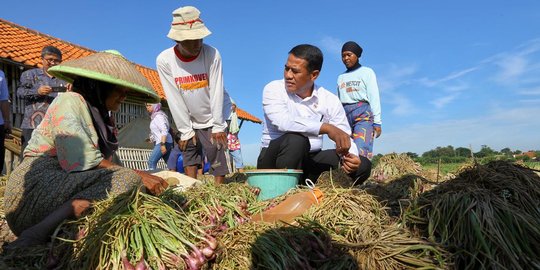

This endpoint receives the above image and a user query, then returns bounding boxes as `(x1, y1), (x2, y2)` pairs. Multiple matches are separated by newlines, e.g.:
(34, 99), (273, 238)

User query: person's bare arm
(97, 159), (168, 195)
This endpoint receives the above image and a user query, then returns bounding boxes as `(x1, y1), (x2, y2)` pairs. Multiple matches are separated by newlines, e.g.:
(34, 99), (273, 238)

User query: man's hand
(211, 132), (227, 150)
(340, 153), (360, 174)
(135, 170), (169, 195)
(37, 85), (52, 95)
(320, 123), (351, 156)
(179, 136), (197, 152)
(373, 126), (382, 138)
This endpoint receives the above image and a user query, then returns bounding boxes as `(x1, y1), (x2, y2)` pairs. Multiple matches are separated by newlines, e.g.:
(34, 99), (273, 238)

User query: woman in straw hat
(3, 50), (169, 248)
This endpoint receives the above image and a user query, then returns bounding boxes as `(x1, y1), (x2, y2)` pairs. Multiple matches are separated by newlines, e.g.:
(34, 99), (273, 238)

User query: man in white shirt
(257, 44), (371, 184)
(156, 6), (228, 183)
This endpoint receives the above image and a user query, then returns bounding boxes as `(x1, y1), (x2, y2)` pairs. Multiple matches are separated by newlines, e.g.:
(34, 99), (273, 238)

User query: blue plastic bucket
(245, 169), (303, 200)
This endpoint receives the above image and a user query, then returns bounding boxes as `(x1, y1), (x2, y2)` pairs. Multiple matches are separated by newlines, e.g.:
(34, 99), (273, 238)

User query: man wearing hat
(337, 41), (382, 159)
(17, 46), (69, 154)
(156, 6), (229, 183)
(4, 50), (168, 248)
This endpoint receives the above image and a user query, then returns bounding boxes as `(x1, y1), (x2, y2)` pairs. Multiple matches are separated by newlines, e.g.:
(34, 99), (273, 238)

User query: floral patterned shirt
(227, 133), (241, 151)
(23, 92), (104, 172)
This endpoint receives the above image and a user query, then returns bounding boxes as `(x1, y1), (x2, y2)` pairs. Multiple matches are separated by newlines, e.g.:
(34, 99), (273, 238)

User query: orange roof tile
(0, 18), (262, 124)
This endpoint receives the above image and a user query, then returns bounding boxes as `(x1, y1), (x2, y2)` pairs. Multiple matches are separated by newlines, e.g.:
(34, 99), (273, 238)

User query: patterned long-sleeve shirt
(16, 68), (67, 129)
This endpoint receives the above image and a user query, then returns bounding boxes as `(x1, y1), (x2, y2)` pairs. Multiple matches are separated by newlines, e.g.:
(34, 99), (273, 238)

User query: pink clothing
(227, 133), (241, 151)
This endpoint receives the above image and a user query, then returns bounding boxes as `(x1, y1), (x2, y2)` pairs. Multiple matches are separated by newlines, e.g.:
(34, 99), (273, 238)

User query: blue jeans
(148, 142), (173, 170)
(229, 149), (244, 168)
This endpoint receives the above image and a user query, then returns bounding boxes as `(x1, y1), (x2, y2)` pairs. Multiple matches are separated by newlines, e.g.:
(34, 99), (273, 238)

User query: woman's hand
(373, 126), (382, 138)
(135, 170), (169, 195)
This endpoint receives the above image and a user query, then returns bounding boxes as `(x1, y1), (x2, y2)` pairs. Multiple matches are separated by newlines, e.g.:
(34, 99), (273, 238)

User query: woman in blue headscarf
(146, 103), (173, 170)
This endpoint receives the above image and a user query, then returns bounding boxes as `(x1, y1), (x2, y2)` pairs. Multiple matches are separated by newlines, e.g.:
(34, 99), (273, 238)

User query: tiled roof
(0, 18), (262, 124)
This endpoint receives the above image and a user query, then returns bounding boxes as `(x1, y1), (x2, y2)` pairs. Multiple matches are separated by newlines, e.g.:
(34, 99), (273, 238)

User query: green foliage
(243, 165), (257, 170)
(371, 153), (384, 167)
(500, 147), (513, 156)
(415, 156), (468, 165)
(405, 152), (418, 159)
(474, 145), (498, 158)
(455, 147), (472, 157)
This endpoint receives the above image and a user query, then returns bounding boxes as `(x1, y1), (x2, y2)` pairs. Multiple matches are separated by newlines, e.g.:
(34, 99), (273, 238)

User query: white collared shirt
(261, 79), (358, 156)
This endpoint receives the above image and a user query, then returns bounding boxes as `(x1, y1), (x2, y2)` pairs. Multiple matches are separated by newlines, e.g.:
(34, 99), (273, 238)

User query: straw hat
(167, 6), (211, 41)
(48, 50), (160, 103)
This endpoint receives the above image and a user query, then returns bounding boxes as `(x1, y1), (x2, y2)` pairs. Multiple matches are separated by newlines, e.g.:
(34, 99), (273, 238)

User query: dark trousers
(181, 128), (229, 176)
(257, 133), (372, 185)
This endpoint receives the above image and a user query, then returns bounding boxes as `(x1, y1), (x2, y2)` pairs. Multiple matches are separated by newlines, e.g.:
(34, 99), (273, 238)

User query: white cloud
(518, 86), (540, 96)
(444, 82), (469, 93)
(376, 64), (419, 116)
(319, 36), (344, 57)
(378, 64), (417, 92)
(418, 67), (479, 87)
(430, 93), (460, 109)
(518, 99), (540, 104)
(483, 38), (540, 85)
(493, 55), (528, 84)
(389, 93), (416, 116)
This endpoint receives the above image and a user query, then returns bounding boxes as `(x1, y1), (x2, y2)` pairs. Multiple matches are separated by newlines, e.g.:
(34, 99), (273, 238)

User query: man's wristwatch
(160, 142), (165, 146)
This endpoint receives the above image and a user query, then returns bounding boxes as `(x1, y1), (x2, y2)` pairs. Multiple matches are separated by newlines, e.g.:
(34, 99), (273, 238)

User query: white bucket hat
(167, 6), (211, 42)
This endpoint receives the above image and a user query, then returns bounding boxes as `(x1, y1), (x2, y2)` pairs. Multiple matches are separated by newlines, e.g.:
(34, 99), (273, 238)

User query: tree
(405, 152), (418, 159)
(475, 145), (497, 158)
(455, 147), (472, 157)
(438, 145), (455, 157)
(500, 147), (512, 156)
(422, 145), (455, 158)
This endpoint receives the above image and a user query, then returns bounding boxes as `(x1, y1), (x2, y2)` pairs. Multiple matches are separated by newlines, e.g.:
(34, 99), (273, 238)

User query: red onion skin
(135, 256), (148, 270)
(121, 255), (135, 270)
(184, 256), (199, 270)
(201, 246), (214, 258)
(76, 227), (87, 240)
(204, 235), (218, 250)
(216, 206), (225, 216)
(191, 248), (206, 266)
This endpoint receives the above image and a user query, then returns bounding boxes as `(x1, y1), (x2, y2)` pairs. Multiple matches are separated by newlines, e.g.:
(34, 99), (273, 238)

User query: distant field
(422, 161), (540, 176)
(422, 163), (464, 176)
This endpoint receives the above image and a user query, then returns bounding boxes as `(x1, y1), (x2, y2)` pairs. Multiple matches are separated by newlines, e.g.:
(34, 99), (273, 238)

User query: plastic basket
(245, 169), (303, 200)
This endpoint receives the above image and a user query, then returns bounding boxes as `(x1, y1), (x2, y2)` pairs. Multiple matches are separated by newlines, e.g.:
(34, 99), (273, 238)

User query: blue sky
(3, 1), (539, 166)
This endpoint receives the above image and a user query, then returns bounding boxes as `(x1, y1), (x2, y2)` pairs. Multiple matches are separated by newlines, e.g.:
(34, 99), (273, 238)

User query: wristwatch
(160, 142), (165, 146)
